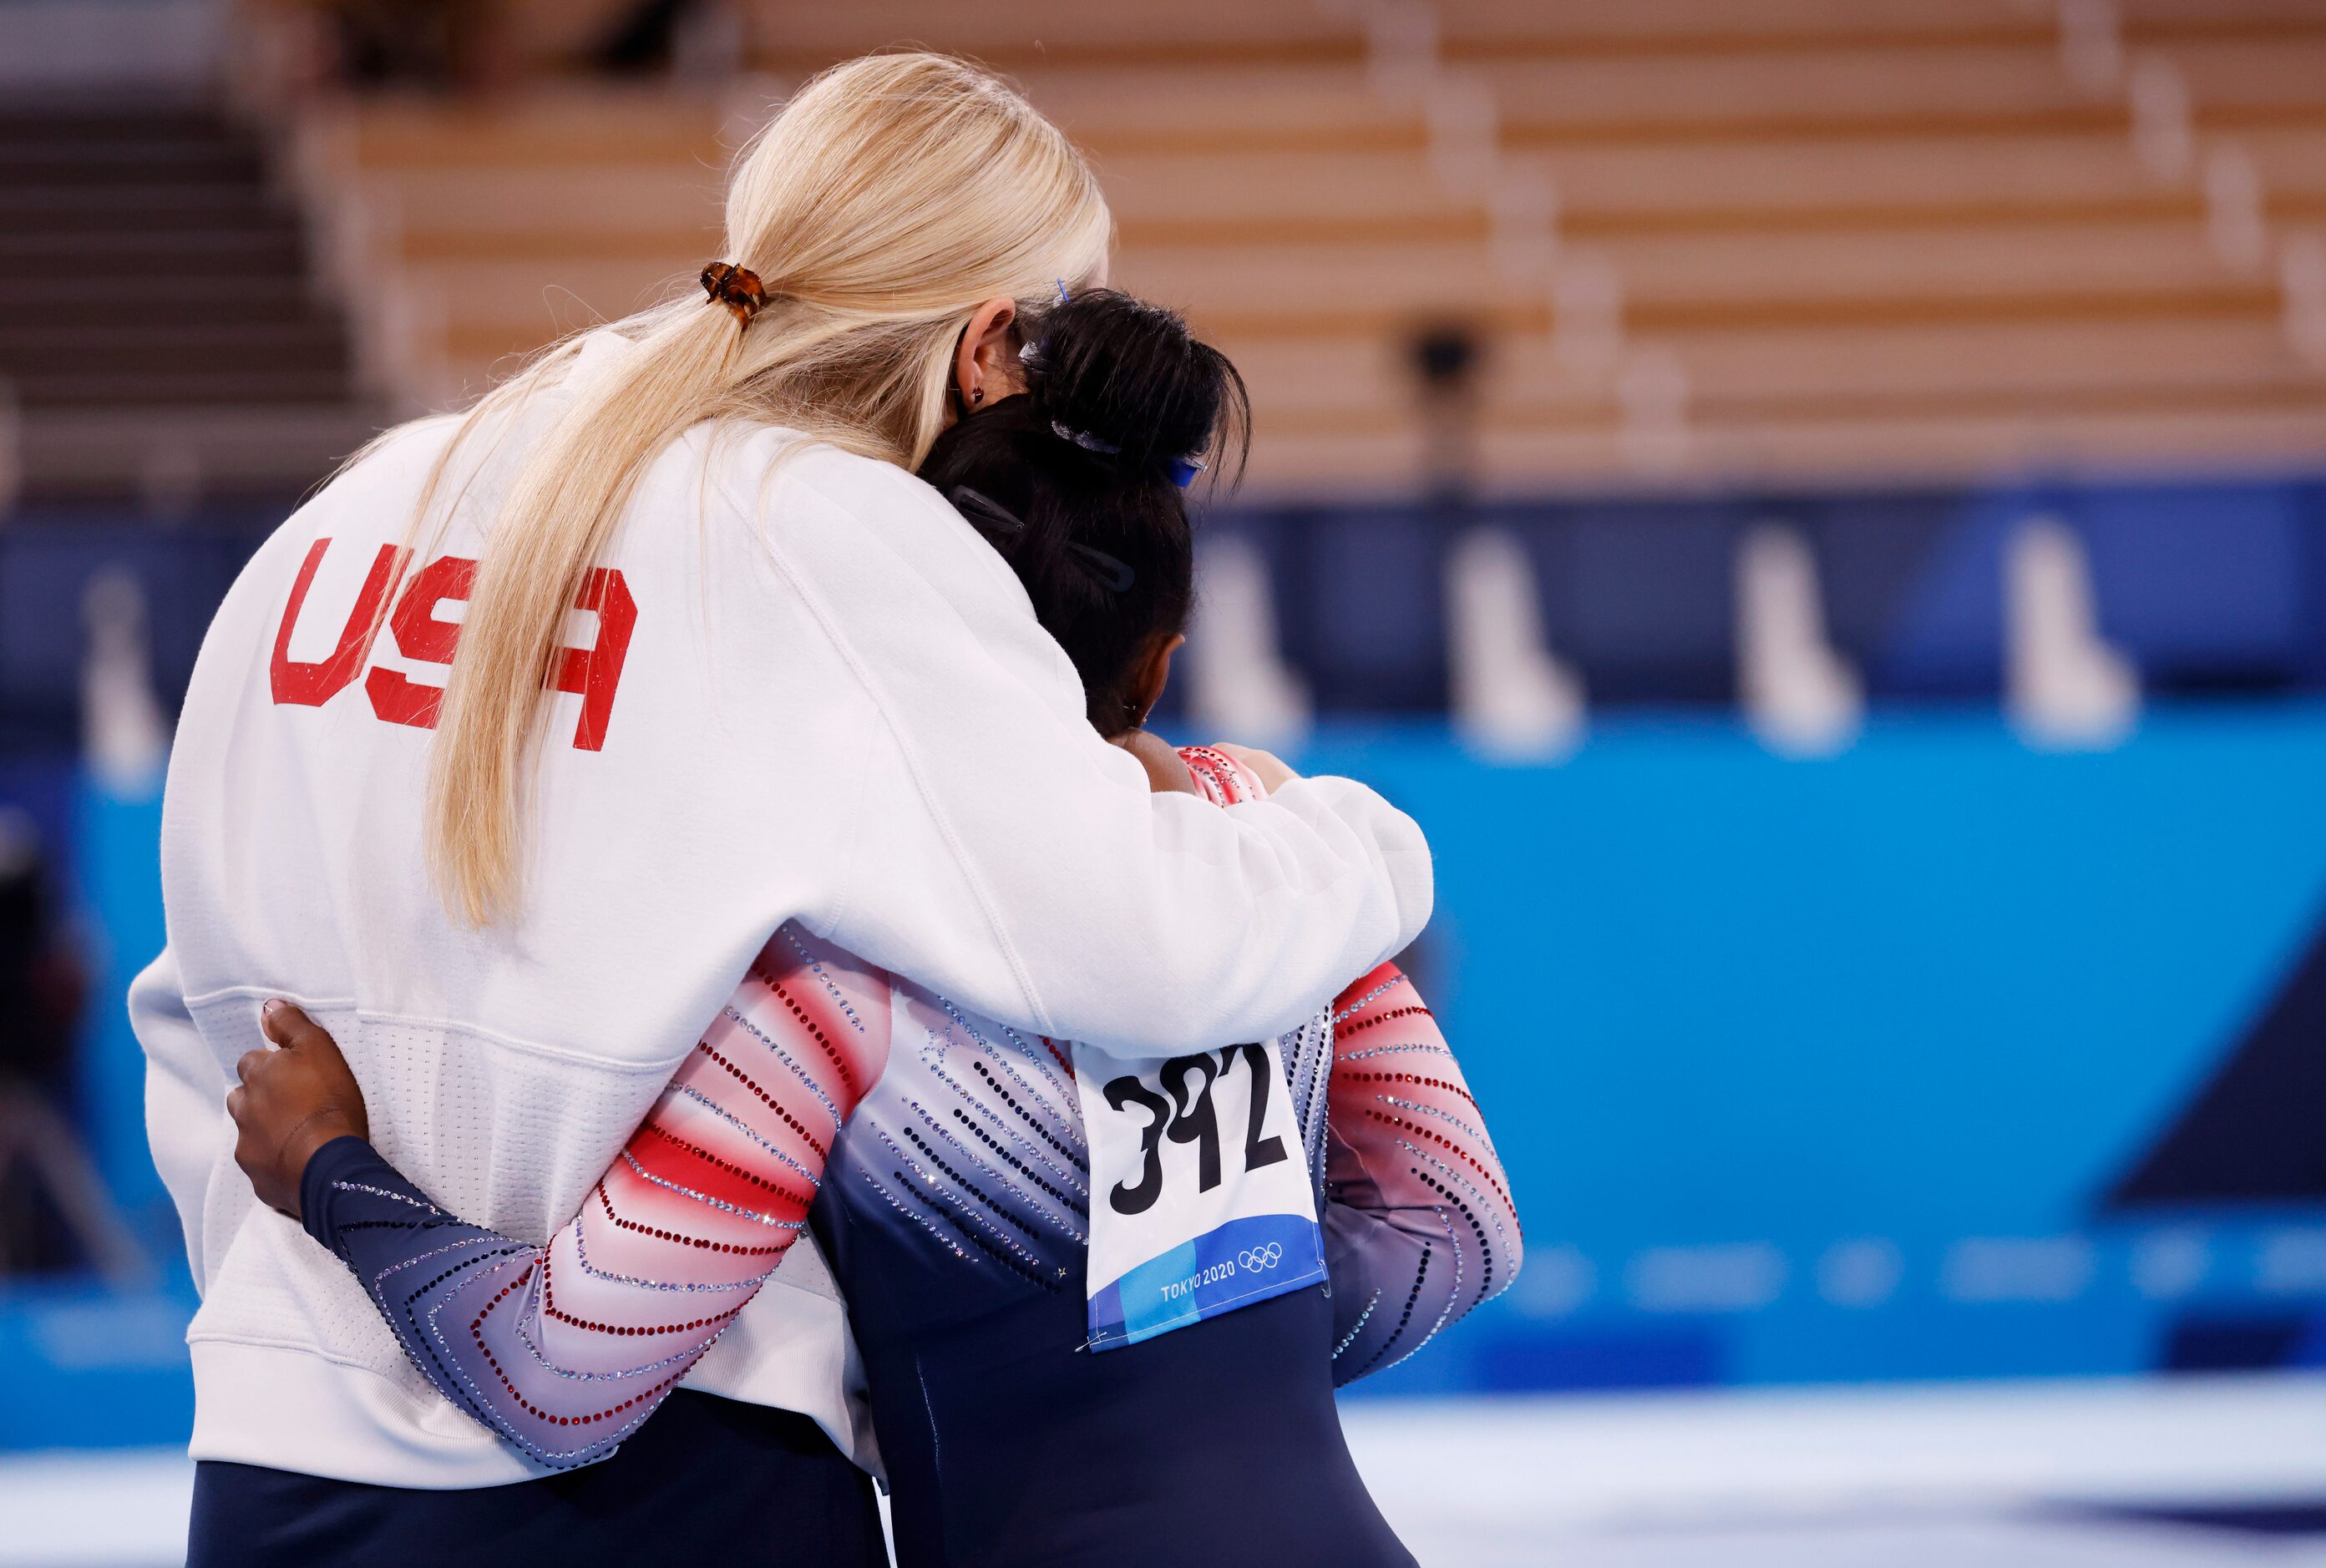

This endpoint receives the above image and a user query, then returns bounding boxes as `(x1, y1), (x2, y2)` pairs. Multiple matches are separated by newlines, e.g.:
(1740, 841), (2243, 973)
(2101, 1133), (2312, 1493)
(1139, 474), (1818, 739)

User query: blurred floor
(4, 1375), (2323, 1567)
(0, 1449), (190, 1568)
(1340, 1374), (2326, 1566)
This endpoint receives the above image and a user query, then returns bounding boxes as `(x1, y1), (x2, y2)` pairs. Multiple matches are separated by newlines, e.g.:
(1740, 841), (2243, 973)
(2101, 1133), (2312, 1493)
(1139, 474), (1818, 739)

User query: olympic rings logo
(1238, 1242), (1285, 1272)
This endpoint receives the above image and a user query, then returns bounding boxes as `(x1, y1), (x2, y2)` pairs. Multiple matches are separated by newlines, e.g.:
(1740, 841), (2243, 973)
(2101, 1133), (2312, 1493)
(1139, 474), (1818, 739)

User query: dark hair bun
(1024, 290), (1248, 485)
(918, 291), (1249, 733)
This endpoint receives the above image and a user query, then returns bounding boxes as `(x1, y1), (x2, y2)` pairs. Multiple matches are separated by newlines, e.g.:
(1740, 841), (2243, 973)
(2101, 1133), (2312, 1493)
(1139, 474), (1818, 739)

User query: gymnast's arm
(231, 925), (893, 1470)
(1317, 962), (1523, 1384)
(1172, 744), (1524, 1375)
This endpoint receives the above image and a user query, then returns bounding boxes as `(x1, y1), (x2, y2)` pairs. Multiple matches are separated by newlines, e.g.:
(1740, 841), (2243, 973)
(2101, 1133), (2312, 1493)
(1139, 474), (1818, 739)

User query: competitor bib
(1075, 1034), (1328, 1351)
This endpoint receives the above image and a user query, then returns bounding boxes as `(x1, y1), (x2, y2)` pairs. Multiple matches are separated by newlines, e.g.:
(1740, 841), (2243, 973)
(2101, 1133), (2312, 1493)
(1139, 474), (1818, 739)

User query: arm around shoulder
(752, 458), (1434, 1054)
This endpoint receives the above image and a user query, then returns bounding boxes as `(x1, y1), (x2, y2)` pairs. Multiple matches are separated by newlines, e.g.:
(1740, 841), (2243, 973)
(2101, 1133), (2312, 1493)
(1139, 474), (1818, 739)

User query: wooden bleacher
(0, 101), (379, 503)
(296, 0), (2326, 495)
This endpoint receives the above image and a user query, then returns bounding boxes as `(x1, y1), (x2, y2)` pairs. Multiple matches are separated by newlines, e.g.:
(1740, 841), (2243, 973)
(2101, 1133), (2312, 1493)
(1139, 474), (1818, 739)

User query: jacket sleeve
(1319, 962), (1523, 1384)
(763, 465), (1434, 1058)
(129, 946), (226, 1292)
(300, 925), (891, 1469)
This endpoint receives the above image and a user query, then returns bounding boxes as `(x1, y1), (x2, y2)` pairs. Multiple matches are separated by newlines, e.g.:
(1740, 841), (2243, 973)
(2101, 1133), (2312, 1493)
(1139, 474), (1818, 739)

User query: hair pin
(947, 486), (1136, 593)
(949, 486), (1025, 534)
(1071, 544), (1137, 593)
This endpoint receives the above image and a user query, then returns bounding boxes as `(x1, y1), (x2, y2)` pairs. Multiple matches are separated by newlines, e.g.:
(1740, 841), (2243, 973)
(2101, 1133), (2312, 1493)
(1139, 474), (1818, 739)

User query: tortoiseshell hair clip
(700, 261), (767, 324)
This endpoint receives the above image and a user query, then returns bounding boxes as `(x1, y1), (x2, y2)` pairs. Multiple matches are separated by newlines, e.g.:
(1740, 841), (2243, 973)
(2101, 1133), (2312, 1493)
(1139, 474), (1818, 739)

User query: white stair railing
(1617, 346), (1692, 475)
(2282, 232), (2326, 369)
(1447, 529), (1585, 761)
(82, 568), (170, 798)
(2006, 517), (2140, 749)
(2202, 144), (2268, 274)
(1188, 536), (1312, 751)
(2055, 0), (2125, 95)
(1550, 250), (1626, 377)
(1736, 524), (1861, 757)
(1338, 0), (1685, 472)
(1487, 159), (1560, 287)
(2054, 1), (2326, 367)
(0, 376), (20, 518)
(2126, 52), (2195, 182)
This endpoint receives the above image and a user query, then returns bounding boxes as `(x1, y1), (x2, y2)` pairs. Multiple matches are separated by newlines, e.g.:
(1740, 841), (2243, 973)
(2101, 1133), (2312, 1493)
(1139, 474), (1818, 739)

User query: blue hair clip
(1056, 279), (1072, 305)
(1053, 420), (1206, 489)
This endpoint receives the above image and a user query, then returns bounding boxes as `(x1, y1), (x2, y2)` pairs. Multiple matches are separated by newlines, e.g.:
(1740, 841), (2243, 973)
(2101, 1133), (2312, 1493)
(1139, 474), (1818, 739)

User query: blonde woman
(132, 56), (1430, 1567)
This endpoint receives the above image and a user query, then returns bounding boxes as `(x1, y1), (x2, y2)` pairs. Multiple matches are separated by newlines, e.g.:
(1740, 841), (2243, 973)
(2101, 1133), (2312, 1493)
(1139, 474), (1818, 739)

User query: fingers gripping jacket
(301, 927), (894, 1469)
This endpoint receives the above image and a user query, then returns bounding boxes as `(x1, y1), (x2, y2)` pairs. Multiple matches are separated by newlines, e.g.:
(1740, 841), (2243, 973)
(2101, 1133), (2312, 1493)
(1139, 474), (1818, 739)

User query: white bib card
(1075, 1034), (1328, 1351)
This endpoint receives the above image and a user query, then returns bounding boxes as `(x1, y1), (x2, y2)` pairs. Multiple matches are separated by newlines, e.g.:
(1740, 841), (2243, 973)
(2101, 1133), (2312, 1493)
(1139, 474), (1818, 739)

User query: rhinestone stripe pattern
(1322, 961), (1524, 1384)
(311, 920), (894, 1469)
(826, 984), (1096, 1290)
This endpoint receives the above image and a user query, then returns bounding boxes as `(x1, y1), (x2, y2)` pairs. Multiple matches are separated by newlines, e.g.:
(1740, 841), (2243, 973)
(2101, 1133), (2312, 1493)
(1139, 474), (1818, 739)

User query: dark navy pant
(186, 1391), (885, 1567)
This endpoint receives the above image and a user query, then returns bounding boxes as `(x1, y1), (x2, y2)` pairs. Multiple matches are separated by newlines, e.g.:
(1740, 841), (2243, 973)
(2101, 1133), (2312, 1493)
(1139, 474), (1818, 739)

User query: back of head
(917, 290), (1248, 733)
(423, 53), (1114, 924)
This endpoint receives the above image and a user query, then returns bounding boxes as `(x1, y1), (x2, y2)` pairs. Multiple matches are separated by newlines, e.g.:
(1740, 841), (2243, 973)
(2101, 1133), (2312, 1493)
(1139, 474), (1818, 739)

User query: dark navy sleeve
(300, 1135), (438, 1252)
(295, 1136), (550, 1449)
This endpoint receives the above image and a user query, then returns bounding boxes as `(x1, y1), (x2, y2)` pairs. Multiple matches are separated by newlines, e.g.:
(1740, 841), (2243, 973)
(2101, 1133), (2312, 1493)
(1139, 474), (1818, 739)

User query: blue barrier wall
(0, 508), (278, 750)
(1198, 475), (2326, 716)
(8, 478), (2326, 741)
(8, 478), (2326, 1445)
(11, 705), (2326, 1442)
(1295, 706), (2326, 1395)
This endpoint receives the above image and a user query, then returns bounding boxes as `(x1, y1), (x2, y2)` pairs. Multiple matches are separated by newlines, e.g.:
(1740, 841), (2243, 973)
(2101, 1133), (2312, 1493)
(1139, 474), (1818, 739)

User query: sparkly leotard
(299, 751), (1521, 1567)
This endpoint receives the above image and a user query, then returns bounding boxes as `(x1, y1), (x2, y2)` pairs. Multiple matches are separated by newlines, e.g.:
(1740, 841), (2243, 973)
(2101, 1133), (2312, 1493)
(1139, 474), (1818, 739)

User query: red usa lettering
(268, 539), (635, 751)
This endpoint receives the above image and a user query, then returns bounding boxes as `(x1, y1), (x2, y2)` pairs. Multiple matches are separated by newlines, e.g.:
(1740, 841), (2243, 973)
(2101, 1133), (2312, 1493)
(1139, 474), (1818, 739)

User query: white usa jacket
(128, 336), (1433, 1489)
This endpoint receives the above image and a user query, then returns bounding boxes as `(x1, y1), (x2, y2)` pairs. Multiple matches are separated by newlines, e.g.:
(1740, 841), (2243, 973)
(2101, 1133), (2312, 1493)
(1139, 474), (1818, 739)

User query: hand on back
(228, 1001), (369, 1220)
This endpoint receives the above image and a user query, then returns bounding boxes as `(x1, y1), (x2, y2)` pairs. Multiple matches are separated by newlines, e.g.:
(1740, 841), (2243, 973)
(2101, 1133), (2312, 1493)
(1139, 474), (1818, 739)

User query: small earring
(970, 387), (984, 404)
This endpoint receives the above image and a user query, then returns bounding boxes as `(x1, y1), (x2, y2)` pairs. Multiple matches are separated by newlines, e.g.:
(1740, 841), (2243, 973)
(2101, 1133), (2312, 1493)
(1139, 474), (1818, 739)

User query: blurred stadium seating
(3, 2), (2326, 1561)
(0, 101), (377, 503)
(284, 0), (2326, 488)
(223, 0), (2326, 725)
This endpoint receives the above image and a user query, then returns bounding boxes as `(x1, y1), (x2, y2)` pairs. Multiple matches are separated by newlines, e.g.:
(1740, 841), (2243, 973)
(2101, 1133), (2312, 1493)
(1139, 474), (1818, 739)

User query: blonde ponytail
(417, 53), (1112, 924)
